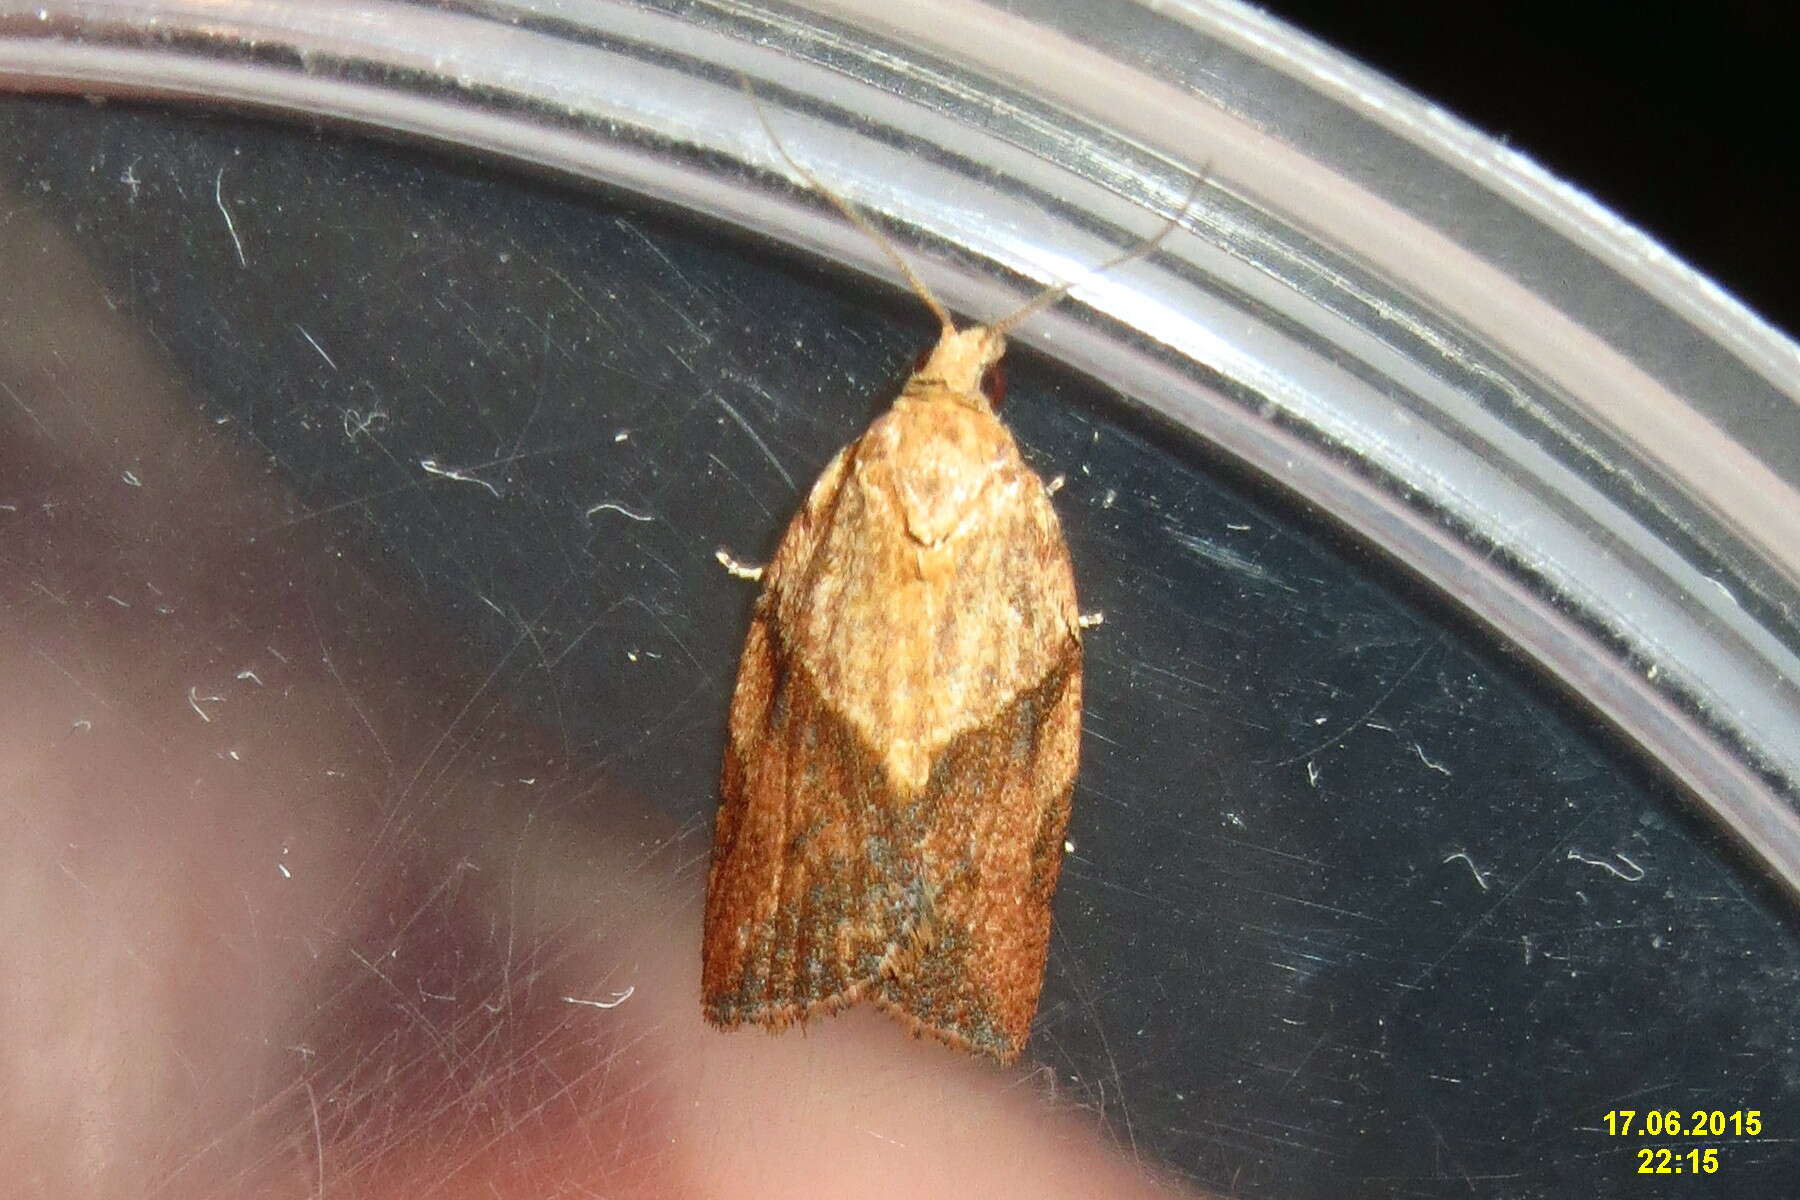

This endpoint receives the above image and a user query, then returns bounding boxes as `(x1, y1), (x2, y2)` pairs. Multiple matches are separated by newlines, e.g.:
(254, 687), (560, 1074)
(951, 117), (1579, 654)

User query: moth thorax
(878, 400), (1013, 548)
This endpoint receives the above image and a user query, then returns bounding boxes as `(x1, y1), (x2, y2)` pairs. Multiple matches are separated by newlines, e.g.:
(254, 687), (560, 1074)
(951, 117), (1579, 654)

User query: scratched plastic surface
(3, 96), (1796, 1198)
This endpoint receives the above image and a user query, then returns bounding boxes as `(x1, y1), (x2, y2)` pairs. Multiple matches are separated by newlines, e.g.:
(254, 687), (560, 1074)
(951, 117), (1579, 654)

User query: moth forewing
(702, 315), (1084, 1064)
(702, 84), (1191, 1063)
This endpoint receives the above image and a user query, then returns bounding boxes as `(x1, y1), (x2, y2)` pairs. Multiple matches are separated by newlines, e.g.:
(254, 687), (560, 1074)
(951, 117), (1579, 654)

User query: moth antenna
(740, 75), (956, 333)
(987, 171), (1205, 338)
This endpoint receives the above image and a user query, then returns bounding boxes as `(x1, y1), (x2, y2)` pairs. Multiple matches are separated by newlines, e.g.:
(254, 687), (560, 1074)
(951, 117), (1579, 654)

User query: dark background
(6, 89), (1795, 1196)
(1262, 2), (1800, 338)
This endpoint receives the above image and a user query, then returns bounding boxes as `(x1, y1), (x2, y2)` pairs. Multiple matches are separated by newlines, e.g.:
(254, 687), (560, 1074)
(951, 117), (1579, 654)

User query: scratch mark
(705, 450), (772, 519)
(58, 862), (98, 899)
(297, 325), (337, 370)
(1418, 1111), (1479, 1194)
(1306, 760), (1321, 788)
(306, 596), (395, 779)
(214, 168), (247, 267)
(1168, 527), (1293, 591)
(1390, 831), (1568, 1006)
(561, 985), (636, 1010)
(419, 457), (501, 498)
(585, 501), (654, 523)
(1214, 834), (1325, 867)
(303, 1079), (324, 1198)
(235, 668), (264, 686)
(3, 378), (52, 441)
(121, 469), (142, 487)
(1132, 659), (1223, 699)
(540, 262), (618, 333)
(1442, 851), (1491, 891)
(711, 390), (795, 488)
(1566, 848), (1645, 882)
(1267, 637), (1441, 767)
(616, 217), (709, 332)
(545, 596), (630, 669)
(1051, 916), (1140, 1166)
(1413, 744), (1452, 775)
(622, 594), (708, 676)
(1084, 724), (1121, 748)
(349, 948), (395, 988)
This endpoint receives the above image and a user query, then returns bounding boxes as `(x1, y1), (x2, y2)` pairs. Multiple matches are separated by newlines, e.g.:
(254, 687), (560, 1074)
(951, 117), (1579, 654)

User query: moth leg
(713, 547), (765, 581)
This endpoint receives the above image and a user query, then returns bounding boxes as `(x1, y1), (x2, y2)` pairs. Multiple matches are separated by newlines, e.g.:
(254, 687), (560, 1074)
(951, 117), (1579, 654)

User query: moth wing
(704, 446), (926, 1025)
(874, 482), (1083, 1063)
(704, 429), (1085, 1065)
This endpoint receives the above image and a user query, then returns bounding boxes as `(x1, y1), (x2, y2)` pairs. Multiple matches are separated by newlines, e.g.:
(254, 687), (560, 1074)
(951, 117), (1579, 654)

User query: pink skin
(0, 211), (1201, 1199)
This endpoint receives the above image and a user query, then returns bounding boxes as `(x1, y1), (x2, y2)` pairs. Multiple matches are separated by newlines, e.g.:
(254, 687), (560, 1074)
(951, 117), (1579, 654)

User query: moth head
(911, 324), (1008, 410)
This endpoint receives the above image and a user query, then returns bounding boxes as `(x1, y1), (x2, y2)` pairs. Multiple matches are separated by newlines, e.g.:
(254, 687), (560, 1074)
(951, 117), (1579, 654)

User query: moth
(702, 91), (1186, 1064)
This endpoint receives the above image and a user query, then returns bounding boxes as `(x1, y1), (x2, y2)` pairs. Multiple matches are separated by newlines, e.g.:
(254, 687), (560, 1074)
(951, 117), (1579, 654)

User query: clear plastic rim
(3, 0), (1796, 896)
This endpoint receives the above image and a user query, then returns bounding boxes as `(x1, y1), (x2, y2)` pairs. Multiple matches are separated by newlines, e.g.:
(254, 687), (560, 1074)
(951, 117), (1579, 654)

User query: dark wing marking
(873, 643), (1080, 1062)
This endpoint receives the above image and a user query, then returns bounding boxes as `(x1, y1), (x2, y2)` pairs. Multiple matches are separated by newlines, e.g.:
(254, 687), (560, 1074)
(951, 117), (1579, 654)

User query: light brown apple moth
(703, 314), (1082, 1063)
(702, 90), (1187, 1064)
